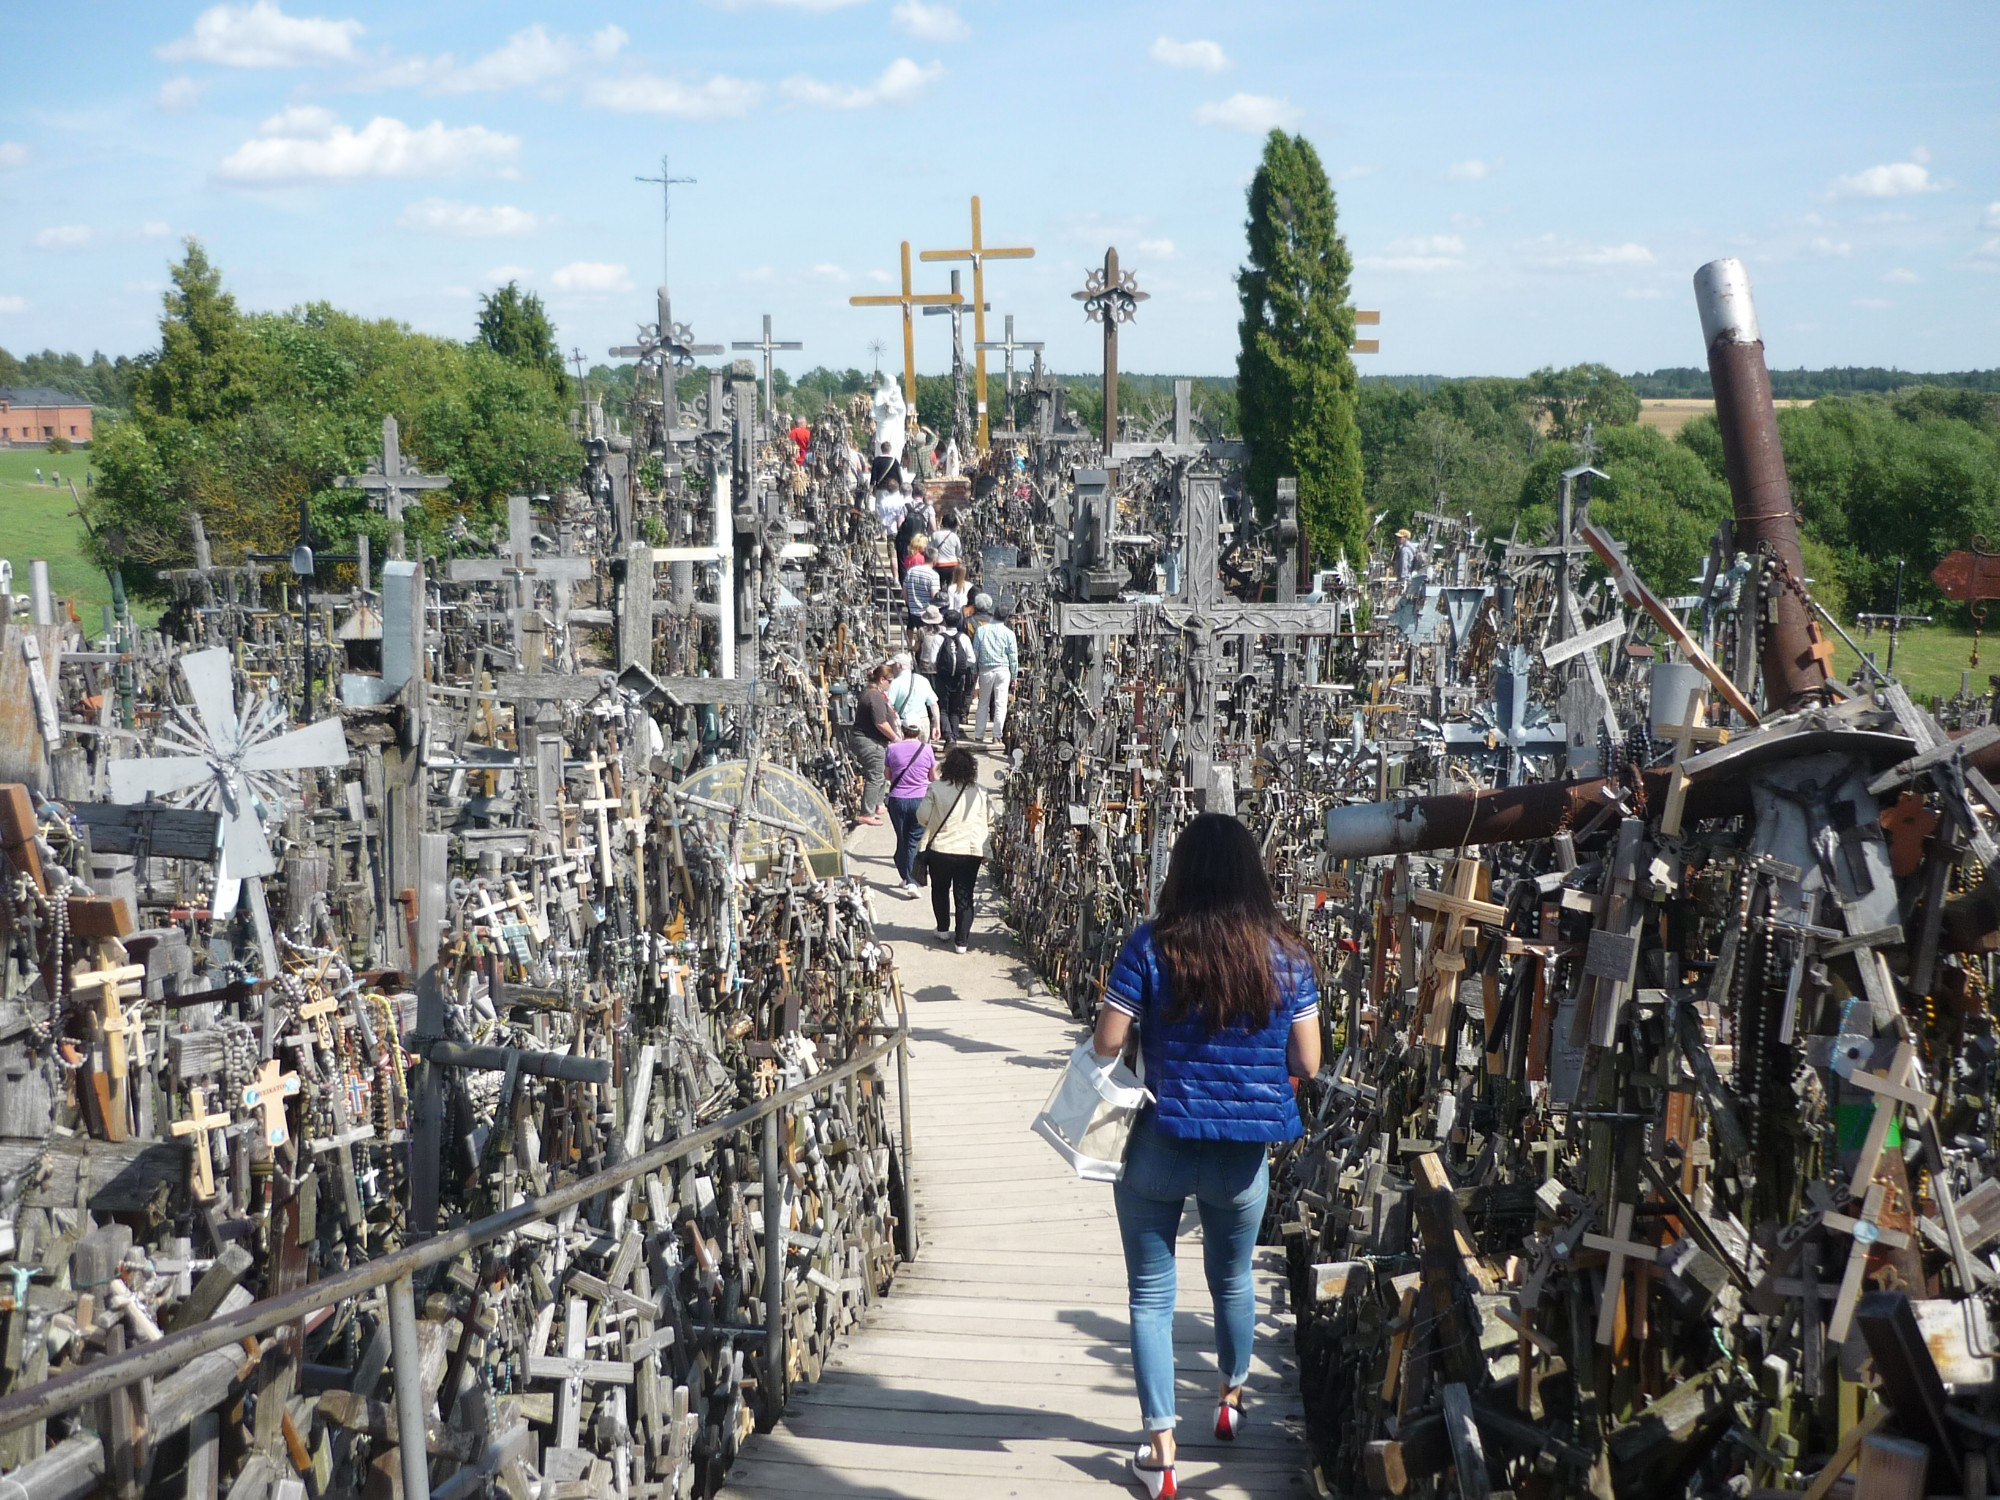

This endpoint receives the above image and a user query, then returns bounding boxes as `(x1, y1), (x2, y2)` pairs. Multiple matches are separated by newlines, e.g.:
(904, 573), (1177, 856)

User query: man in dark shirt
(846, 659), (903, 825)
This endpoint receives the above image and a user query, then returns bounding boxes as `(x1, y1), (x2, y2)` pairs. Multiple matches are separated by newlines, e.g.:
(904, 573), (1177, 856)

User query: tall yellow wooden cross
(921, 195), (1034, 452)
(850, 241), (961, 413)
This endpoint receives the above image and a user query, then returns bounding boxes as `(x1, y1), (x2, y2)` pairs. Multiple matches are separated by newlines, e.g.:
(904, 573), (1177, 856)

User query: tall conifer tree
(1237, 132), (1365, 564)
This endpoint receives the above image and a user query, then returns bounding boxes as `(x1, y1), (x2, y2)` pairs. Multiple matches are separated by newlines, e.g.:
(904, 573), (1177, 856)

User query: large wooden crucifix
(921, 194), (1034, 452)
(975, 313), (1042, 441)
(1058, 459), (1335, 809)
(850, 241), (961, 413)
(1073, 246), (1147, 462)
(731, 313), (803, 427)
(334, 414), (450, 561)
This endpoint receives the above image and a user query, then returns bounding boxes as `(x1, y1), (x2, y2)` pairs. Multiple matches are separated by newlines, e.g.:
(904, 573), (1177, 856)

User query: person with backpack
(933, 608), (976, 743)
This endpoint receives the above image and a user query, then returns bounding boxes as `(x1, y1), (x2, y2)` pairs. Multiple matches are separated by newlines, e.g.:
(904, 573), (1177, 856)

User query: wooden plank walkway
(722, 758), (1313, 1499)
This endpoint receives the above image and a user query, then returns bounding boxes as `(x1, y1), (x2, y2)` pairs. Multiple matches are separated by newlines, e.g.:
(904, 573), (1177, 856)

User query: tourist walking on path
(1091, 813), (1323, 1499)
(933, 608), (976, 743)
(972, 600), (1021, 744)
(882, 735), (936, 892)
(887, 649), (940, 741)
(916, 747), (990, 952)
(844, 660), (903, 826)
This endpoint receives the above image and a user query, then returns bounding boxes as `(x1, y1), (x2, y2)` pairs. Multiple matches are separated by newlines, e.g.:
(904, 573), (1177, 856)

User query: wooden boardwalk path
(722, 760), (1313, 1499)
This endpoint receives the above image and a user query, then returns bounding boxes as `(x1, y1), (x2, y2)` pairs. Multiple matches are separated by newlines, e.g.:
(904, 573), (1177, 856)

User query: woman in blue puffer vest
(1091, 813), (1322, 1500)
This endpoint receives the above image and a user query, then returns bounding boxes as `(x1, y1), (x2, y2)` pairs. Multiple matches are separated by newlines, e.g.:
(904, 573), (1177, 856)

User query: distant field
(1636, 397), (1815, 437)
(0, 446), (129, 624)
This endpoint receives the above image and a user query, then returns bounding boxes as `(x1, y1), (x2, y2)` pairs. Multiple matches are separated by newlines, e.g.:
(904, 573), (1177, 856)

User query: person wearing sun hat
(1393, 527), (1419, 580)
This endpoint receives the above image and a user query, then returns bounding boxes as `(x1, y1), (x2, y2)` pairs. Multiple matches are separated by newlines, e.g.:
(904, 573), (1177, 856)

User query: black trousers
(928, 853), (981, 943)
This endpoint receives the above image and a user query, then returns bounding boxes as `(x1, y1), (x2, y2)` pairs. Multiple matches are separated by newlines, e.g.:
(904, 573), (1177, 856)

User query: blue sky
(2, 1), (1996, 378)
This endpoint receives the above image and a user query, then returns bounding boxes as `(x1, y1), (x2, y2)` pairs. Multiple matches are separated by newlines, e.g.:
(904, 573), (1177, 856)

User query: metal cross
(850, 241), (961, 412)
(1073, 246), (1147, 460)
(636, 154), (695, 291)
(612, 288), (722, 430)
(974, 313), (1043, 440)
(921, 194), (1034, 451)
(922, 269), (988, 465)
(731, 313), (803, 427)
(333, 414), (450, 561)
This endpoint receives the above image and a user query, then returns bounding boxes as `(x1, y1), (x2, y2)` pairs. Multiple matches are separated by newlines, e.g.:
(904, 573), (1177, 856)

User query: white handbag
(1031, 1041), (1154, 1183)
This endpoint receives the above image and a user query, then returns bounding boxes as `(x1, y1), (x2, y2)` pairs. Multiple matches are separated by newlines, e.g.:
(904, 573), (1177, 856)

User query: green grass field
(0, 446), (124, 625)
(1828, 618), (1989, 706)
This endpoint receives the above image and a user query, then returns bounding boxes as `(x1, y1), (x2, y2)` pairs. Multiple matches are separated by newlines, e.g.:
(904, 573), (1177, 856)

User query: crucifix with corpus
(731, 313), (803, 428)
(850, 241), (961, 415)
(171, 1084), (232, 1200)
(976, 313), (1042, 442)
(920, 193), (1034, 452)
(333, 414), (450, 562)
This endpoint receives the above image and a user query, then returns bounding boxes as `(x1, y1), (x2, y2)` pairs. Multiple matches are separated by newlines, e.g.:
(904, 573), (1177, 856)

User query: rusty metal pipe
(1695, 258), (1829, 712)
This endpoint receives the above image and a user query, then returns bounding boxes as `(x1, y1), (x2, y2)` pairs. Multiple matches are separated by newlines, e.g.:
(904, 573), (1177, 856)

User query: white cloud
(1360, 233), (1466, 273)
(1852, 296), (1893, 309)
(1519, 235), (1653, 269)
(1911, 144), (1932, 164)
(708, 0), (868, 9)
(1831, 161), (1942, 198)
(1150, 36), (1229, 72)
(158, 1), (362, 68)
(398, 198), (545, 236)
(157, 76), (207, 112)
(218, 113), (519, 183)
(1447, 158), (1499, 182)
(551, 261), (632, 293)
(424, 24), (628, 94)
(0, 295), (27, 314)
(892, 1), (968, 41)
(1883, 266), (1920, 285)
(782, 58), (943, 109)
(0, 142), (27, 170)
(259, 103), (340, 136)
(1138, 238), (1177, 259)
(33, 225), (94, 250)
(139, 220), (174, 240)
(1341, 165), (1378, 182)
(1809, 235), (1852, 258)
(1193, 93), (1301, 132)
(485, 264), (533, 283)
(810, 262), (852, 281)
(865, 268), (893, 284)
(1983, 203), (2000, 232)
(586, 73), (763, 119)
(1968, 238), (2000, 272)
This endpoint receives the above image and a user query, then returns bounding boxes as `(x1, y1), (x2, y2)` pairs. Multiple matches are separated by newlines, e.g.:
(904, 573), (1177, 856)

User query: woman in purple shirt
(882, 734), (936, 893)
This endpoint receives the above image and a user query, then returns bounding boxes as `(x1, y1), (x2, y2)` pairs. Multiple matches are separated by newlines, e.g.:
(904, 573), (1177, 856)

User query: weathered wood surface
(720, 782), (1312, 1499)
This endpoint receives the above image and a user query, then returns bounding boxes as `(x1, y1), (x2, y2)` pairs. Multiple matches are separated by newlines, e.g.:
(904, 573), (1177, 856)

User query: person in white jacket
(915, 746), (991, 952)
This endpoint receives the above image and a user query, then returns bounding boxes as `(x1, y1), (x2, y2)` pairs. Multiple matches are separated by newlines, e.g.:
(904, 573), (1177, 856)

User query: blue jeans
(1113, 1113), (1269, 1433)
(885, 796), (924, 882)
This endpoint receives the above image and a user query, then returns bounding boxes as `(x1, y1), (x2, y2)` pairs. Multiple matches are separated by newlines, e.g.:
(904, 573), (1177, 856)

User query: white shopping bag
(1031, 1042), (1154, 1183)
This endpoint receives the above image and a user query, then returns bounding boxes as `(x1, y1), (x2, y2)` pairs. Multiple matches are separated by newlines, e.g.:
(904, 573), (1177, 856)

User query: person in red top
(788, 418), (812, 466)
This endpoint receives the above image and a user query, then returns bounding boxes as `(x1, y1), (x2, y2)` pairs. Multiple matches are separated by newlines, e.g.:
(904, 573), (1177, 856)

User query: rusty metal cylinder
(1694, 258), (1828, 712)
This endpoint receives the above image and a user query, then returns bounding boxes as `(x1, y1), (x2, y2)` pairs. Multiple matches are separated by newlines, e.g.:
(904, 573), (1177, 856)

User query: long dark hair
(1153, 813), (1307, 1032)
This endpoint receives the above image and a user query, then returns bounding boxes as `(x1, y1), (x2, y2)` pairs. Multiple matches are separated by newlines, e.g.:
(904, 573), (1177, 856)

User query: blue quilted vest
(1103, 922), (1316, 1142)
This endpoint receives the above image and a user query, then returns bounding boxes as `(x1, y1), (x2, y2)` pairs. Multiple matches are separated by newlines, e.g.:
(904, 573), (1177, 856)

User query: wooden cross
(1823, 1181), (1911, 1345)
(526, 1296), (636, 1453)
(581, 757), (621, 891)
(850, 240), (961, 412)
(332, 414), (449, 560)
(504, 877), (548, 944)
(242, 1059), (302, 1149)
(1845, 1040), (1919, 1194)
(922, 194), (1034, 451)
(447, 494), (593, 660)
(171, 1084), (231, 1199)
(1410, 858), (1505, 980)
(72, 957), (146, 1141)
(1656, 698), (1730, 836)
(1581, 1202), (1658, 1347)
(730, 313), (803, 426)
(297, 987), (340, 1051)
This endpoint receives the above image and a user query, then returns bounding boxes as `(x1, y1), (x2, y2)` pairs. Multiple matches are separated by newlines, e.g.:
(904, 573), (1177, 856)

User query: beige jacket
(917, 779), (991, 857)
